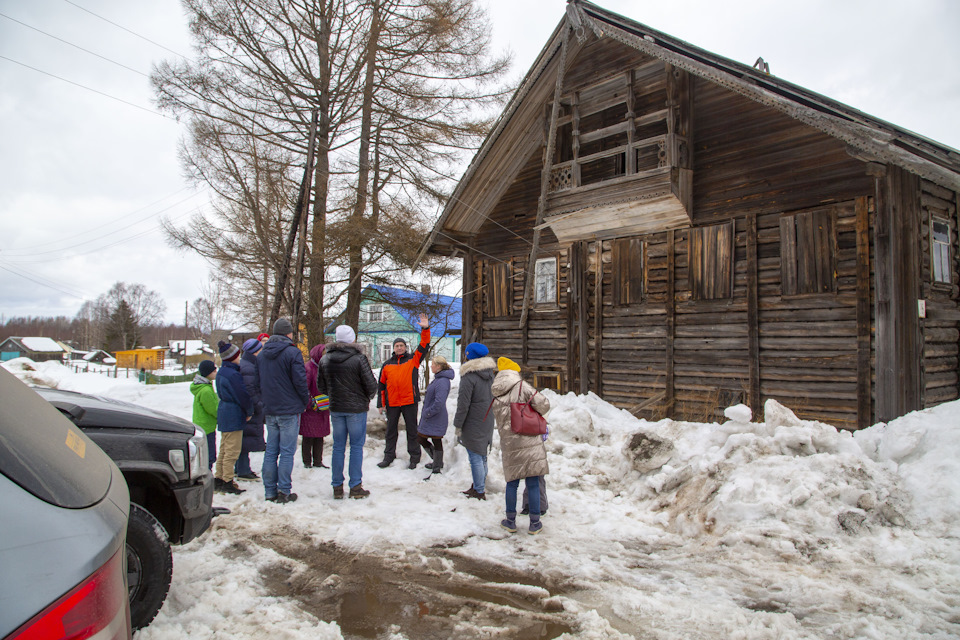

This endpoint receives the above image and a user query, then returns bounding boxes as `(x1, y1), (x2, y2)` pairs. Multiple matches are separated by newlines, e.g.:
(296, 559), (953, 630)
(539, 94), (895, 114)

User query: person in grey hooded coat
(453, 342), (497, 499)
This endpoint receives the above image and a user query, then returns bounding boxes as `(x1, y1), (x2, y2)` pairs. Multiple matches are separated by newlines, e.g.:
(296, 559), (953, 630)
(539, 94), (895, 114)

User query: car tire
(126, 503), (173, 630)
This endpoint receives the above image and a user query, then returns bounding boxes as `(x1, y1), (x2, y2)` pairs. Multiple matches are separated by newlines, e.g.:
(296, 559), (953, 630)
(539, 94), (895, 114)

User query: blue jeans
(235, 451), (251, 476)
(506, 476), (541, 516)
(467, 449), (488, 494)
(331, 411), (367, 489)
(206, 431), (217, 469)
(262, 414), (299, 497)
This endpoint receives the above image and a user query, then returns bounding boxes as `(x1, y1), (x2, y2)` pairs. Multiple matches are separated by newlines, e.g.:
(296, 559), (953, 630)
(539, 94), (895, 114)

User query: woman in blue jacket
(418, 356), (454, 475)
(215, 341), (253, 494)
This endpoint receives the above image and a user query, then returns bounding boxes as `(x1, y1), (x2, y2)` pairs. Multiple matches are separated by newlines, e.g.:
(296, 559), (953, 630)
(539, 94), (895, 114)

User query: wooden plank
(747, 213), (761, 416)
(780, 215), (797, 295)
(463, 249), (475, 353)
(520, 25), (570, 328)
(594, 240), (603, 395)
(855, 196), (872, 428)
(666, 229), (676, 416)
(578, 241), (590, 394)
(566, 245), (576, 393)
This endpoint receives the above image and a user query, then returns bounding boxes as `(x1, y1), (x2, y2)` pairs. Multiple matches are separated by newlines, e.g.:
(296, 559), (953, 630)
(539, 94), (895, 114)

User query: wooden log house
(416, 1), (960, 430)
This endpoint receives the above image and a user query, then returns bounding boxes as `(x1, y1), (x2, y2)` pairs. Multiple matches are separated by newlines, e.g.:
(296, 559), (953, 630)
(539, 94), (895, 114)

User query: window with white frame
(380, 342), (394, 366)
(363, 304), (386, 324)
(534, 257), (557, 305)
(932, 217), (952, 284)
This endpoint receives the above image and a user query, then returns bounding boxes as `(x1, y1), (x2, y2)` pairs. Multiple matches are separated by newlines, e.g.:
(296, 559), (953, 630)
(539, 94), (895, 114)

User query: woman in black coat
(235, 339), (266, 480)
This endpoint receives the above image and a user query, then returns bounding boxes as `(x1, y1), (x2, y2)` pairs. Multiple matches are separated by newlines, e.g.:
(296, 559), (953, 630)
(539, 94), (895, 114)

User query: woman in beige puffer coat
(491, 357), (550, 535)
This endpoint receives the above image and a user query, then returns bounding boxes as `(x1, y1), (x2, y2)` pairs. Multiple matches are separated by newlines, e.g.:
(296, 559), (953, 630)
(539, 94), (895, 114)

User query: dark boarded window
(780, 209), (837, 295)
(486, 261), (512, 317)
(689, 222), (734, 300)
(932, 217), (952, 284)
(612, 238), (644, 305)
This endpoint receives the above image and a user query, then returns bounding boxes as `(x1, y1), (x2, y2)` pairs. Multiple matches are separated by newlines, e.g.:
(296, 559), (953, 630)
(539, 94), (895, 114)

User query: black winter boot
(431, 448), (443, 474)
(422, 441), (436, 468)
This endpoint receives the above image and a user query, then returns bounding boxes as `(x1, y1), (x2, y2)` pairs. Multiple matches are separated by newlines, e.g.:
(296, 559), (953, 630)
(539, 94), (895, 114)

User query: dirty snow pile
(5, 357), (960, 639)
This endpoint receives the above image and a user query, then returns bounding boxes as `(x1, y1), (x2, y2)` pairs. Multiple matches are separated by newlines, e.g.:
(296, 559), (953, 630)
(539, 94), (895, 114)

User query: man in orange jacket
(377, 314), (430, 469)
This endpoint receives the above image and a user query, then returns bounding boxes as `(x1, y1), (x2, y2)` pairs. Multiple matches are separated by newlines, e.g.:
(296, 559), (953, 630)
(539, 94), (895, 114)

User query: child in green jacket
(191, 360), (219, 469)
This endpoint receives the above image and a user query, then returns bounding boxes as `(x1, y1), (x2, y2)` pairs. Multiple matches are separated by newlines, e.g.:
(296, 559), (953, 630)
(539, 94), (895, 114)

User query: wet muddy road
(224, 529), (576, 639)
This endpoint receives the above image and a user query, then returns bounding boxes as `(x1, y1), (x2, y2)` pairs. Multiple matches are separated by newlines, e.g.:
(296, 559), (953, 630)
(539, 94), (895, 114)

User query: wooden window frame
(532, 370), (564, 392)
(780, 208), (838, 296)
(486, 260), (513, 317)
(533, 256), (559, 308)
(931, 214), (952, 286)
(688, 221), (735, 300)
(612, 237), (645, 306)
(363, 303), (386, 323)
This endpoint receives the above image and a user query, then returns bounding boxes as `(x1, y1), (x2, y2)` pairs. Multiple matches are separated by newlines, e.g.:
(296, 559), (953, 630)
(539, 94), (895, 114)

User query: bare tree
(154, 0), (510, 343)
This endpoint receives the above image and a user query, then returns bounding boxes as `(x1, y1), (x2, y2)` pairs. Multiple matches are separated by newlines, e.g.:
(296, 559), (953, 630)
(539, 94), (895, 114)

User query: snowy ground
(6, 358), (960, 639)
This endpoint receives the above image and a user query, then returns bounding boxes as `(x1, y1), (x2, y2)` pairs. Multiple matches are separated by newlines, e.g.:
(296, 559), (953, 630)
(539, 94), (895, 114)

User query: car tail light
(8, 547), (130, 640)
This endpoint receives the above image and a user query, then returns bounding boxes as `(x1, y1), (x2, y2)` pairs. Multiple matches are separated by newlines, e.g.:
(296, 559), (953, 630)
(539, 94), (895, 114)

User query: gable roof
(326, 284), (463, 337)
(416, 0), (960, 265)
(1, 336), (65, 353)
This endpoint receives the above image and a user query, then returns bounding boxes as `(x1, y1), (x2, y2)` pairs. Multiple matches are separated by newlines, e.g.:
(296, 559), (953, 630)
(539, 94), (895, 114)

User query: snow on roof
(20, 337), (64, 352)
(168, 339), (206, 356)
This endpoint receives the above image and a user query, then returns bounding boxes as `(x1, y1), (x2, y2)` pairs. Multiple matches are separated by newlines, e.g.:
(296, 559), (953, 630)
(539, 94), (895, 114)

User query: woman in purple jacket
(418, 356), (455, 475)
(301, 343), (331, 468)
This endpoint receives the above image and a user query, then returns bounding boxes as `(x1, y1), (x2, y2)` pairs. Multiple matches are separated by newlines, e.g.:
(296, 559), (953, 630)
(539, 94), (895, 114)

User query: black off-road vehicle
(36, 387), (215, 630)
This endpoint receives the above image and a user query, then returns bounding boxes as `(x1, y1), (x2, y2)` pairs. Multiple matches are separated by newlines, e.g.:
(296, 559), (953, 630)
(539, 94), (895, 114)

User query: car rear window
(0, 368), (114, 508)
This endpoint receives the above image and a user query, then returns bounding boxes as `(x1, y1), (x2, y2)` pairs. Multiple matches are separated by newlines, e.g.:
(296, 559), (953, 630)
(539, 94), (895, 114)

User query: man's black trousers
(383, 404), (420, 461)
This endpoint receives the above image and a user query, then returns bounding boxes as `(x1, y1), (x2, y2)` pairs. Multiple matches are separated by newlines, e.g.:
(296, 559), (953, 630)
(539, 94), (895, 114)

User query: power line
(0, 261), (88, 300)
(61, 0), (187, 59)
(0, 11), (149, 78)
(4, 207), (201, 265)
(3, 190), (207, 257)
(0, 54), (175, 121)
(8, 187), (199, 253)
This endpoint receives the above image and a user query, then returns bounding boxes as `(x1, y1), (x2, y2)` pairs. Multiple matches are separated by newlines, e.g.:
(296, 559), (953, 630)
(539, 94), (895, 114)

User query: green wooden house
(326, 285), (462, 368)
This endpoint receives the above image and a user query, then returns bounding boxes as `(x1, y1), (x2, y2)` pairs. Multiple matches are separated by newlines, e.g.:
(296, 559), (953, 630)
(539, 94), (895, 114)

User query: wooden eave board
(545, 193), (689, 242)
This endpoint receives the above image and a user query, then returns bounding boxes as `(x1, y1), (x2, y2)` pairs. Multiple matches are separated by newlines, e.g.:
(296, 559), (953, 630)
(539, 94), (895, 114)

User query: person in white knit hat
(318, 325), (378, 499)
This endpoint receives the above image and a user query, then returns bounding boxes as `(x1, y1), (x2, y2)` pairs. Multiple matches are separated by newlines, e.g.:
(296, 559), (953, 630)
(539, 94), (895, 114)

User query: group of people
(190, 314), (550, 534)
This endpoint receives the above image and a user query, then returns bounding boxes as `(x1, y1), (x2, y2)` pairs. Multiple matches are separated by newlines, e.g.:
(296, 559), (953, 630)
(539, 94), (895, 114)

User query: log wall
(460, 37), (960, 429)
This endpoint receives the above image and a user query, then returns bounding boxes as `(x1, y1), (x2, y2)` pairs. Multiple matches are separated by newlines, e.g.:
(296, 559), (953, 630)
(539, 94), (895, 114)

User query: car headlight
(186, 427), (208, 480)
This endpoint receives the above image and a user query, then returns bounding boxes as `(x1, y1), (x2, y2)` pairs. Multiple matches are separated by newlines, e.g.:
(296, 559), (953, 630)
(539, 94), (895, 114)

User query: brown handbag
(508, 381), (547, 436)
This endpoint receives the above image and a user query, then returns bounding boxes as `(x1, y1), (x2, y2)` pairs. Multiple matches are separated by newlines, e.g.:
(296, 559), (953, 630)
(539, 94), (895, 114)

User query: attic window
(363, 304), (386, 323)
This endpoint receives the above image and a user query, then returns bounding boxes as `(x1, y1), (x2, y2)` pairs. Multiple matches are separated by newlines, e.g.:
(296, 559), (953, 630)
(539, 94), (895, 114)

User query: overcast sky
(1, 0), (958, 324)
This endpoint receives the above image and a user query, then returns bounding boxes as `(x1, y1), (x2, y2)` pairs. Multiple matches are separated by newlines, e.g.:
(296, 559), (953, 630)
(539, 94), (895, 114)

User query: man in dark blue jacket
(258, 318), (310, 504)
(214, 341), (252, 494)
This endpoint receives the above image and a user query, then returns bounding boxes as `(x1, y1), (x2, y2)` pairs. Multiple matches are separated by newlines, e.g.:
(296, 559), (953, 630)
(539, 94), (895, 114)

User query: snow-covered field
(5, 357), (960, 639)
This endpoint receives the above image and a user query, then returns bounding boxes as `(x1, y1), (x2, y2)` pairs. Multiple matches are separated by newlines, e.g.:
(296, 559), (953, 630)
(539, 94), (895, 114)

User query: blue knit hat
(242, 338), (262, 354)
(218, 340), (240, 361)
(464, 342), (488, 360)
